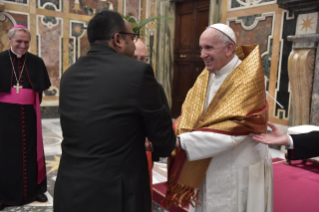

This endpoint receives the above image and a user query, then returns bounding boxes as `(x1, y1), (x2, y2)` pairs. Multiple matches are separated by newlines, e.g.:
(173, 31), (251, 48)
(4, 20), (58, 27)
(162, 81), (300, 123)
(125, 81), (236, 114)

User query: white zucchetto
(207, 23), (236, 44)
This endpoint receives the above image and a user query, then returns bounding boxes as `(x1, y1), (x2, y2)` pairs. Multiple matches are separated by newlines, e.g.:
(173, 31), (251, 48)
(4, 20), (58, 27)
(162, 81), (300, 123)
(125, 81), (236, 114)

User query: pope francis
(162, 24), (273, 212)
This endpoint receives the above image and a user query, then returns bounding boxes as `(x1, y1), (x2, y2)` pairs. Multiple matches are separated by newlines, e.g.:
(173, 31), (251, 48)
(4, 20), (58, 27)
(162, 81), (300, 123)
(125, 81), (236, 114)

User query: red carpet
(273, 159), (319, 212)
(153, 158), (319, 212)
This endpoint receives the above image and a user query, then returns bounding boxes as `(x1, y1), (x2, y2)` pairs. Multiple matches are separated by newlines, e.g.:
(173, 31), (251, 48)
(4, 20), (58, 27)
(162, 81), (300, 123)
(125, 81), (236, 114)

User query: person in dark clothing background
(134, 38), (170, 161)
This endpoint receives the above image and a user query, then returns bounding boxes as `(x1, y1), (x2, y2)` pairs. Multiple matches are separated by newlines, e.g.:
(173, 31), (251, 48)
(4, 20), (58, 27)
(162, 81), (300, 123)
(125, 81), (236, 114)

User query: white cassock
(180, 55), (273, 212)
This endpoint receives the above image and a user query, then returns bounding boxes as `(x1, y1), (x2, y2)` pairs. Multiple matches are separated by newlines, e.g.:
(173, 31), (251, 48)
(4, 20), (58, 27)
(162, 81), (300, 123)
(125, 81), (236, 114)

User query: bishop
(0, 25), (51, 210)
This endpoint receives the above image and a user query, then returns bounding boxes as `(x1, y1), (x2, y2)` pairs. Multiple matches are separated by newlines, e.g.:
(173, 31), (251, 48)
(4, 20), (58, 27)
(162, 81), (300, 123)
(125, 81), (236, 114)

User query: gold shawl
(162, 45), (268, 209)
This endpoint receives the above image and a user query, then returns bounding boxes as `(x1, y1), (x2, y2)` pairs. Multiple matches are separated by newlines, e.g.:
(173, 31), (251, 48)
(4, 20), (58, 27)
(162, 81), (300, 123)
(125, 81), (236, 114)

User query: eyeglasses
(112, 32), (139, 41)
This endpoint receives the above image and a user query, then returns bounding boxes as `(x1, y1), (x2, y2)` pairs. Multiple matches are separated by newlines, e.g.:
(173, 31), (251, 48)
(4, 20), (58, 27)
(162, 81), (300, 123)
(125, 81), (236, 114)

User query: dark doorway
(171, 0), (210, 118)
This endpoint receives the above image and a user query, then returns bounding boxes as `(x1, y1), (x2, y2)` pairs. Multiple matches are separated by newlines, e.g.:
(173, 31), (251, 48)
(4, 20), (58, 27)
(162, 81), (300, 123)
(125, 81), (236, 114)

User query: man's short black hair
(87, 11), (126, 44)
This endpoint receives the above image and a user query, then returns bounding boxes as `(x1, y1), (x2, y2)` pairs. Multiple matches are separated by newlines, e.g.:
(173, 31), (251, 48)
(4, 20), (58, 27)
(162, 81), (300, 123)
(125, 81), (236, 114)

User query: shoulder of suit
(0, 50), (10, 66)
(122, 55), (151, 69)
(0, 50), (9, 58)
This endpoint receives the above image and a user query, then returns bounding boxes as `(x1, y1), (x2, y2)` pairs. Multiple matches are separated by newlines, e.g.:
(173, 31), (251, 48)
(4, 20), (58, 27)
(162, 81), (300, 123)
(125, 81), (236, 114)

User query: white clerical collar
(214, 55), (240, 76)
(10, 47), (22, 58)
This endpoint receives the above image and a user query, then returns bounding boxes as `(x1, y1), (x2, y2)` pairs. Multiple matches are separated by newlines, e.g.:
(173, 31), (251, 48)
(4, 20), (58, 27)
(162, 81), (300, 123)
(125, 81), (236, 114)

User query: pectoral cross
(14, 83), (22, 94)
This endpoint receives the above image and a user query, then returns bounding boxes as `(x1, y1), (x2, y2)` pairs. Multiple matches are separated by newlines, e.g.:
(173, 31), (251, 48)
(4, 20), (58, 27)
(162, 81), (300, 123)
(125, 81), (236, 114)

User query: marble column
(209, 0), (222, 25)
(287, 34), (319, 126)
(155, 0), (175, 108)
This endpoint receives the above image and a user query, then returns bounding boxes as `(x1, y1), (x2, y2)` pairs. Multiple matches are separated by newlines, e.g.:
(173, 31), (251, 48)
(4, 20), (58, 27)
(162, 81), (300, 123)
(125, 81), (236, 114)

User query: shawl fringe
(161, 175), (201, 209)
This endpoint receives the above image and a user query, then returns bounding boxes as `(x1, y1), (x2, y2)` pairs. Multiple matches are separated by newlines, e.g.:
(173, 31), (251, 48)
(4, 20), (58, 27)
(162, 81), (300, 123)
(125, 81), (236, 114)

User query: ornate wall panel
(37, 0), (62, 11)
(1, 0), (162, 115)
(7, 11), (29, 26)
(37, 15), (63, 104)
(295, 12), (318, 35)
(3, 0), (28, 5)
(274, 10), (296, 120)
(0, 11), (29, 53)
(227, 12), (274, 90)
(0, 12), (16, 52)
(221, 0), (304, 126)
(228, 0), (276, 11)
(69, 0), (117, 15)
(69, 20), (89, 65)
(124, 0), (140, 18)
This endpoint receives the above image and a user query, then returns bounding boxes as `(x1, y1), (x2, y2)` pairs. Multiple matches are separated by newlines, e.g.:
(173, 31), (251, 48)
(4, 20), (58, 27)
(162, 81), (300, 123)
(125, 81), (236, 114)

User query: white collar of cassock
(213, 55), (240, 77)
(204, 55), (241, 110)
(11, 47), (22, 58)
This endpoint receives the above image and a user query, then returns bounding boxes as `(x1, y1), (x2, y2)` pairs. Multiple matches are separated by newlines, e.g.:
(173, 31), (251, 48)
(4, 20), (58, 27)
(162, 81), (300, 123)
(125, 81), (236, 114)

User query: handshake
(145, 137), (181, 152)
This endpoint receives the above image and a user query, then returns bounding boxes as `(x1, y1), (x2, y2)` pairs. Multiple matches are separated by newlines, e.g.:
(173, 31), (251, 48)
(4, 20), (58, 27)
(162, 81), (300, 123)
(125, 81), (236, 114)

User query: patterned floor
(2, 118), (284, 212)
(2, 119), (170, 212)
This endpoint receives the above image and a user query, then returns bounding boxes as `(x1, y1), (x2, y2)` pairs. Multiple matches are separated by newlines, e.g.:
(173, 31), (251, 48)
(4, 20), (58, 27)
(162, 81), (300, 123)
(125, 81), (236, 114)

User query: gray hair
(218, 32), (232, 46)
(216, 30), (235, 54)
(8, 28), (31, 40)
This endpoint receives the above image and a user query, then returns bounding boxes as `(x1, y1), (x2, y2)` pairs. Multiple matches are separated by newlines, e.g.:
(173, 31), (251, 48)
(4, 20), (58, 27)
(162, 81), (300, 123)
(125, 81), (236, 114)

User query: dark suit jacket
(152, 83), (170, 161)
(158, 83), (169, 111)
(287, 131), (319, 160)
(54, 44), (176, 212)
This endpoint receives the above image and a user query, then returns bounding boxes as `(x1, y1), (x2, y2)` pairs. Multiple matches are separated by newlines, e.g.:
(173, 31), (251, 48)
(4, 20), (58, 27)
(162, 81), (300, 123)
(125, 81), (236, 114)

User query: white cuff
(179, 136), (185, 149)
(286, 135), (294, 149)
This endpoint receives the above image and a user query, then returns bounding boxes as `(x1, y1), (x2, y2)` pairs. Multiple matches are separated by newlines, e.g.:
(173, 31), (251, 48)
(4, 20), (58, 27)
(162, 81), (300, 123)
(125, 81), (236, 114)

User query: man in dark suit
(134, 38), (169, 161)
(54, 11), (176, 212)
(251, 122), (319, 160)
(133, 38), (169, 111)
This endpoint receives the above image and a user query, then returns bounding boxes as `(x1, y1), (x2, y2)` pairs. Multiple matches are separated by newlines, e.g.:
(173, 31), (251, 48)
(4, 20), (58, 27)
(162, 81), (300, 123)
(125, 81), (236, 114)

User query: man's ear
(226, 42), (235, 56)
(112, 33), (123, 50)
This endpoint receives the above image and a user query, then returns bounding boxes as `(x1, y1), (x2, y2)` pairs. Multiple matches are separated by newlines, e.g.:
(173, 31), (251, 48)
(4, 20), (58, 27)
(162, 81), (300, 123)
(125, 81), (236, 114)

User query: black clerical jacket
(152, 83), (170, 162)
(54, 44), (176, 212)
(287, 131), (319, 160)
(0, 50), (50, 205)
(0, 50), (51, 94)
